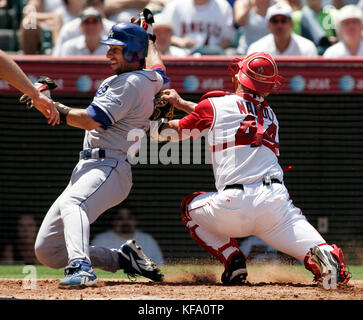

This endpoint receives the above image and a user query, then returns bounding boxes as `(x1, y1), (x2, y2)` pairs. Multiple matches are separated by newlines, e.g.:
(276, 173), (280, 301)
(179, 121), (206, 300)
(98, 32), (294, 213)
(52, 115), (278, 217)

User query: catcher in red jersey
(157, 52), (351, 289)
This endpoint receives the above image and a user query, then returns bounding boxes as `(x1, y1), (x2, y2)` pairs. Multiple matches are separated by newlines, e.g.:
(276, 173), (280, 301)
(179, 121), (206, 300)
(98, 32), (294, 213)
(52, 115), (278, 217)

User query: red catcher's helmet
(228, 52), (283, 95)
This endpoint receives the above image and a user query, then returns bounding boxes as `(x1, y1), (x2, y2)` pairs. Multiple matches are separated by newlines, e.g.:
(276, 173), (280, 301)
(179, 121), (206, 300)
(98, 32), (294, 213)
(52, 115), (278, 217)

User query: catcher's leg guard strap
(181, 192), (243, 267)
(330, 244), (351, 283)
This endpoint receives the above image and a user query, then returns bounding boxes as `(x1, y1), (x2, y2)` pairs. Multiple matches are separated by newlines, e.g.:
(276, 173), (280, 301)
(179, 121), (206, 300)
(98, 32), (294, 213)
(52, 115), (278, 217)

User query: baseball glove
(151, 91), (175, 121)
(148, 92), (175, 142)
(19, 76), (57, 109)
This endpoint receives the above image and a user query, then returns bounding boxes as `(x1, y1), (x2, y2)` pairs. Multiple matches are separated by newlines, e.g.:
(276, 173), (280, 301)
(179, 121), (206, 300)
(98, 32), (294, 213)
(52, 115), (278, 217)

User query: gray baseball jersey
(85, 69), (166, 154)
(35, 67), (168, 270)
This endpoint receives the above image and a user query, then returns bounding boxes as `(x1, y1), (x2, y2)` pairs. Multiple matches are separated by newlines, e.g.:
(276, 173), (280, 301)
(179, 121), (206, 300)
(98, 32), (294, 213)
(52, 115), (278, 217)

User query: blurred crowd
(0, 0), (362, 57)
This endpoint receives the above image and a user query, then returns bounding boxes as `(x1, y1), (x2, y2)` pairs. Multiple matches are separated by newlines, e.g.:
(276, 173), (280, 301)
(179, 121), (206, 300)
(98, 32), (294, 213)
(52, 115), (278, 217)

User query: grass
(0, 264), (362, 280)
(0, 265), (125, 279)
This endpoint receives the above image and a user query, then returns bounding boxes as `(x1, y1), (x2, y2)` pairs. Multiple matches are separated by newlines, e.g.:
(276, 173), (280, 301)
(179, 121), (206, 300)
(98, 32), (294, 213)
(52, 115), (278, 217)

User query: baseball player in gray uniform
(31, 20), (169, 287)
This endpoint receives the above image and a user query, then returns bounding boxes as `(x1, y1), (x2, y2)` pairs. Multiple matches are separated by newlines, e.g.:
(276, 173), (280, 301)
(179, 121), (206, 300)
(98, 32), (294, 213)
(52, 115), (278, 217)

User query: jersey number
(235, 115), (278, 147)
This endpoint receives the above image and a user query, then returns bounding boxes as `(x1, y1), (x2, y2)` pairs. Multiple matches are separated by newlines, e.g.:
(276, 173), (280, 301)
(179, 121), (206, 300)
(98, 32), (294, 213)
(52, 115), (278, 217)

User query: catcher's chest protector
(206, 93), (280, 190)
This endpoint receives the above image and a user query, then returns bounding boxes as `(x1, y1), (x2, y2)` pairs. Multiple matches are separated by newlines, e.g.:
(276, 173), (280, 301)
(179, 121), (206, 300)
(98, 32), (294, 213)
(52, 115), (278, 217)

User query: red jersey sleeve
(179, 99), (214, 131)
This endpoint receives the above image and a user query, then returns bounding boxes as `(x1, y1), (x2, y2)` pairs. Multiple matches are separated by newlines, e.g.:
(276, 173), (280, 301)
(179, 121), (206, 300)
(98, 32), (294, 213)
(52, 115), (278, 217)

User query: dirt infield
(0, 279), (362, 300)
(0, 266), (362, 300)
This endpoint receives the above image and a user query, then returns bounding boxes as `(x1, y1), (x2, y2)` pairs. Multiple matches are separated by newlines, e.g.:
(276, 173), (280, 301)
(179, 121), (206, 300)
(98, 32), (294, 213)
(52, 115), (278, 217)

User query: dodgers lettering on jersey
(84, 68), (166, 156)
(180, 93), (283, 191)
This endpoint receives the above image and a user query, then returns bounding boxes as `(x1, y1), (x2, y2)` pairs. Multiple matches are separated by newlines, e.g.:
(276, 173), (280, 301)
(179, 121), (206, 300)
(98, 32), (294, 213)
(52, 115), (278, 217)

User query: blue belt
(79, 149), (106, 160)
(79, 148), (130, 164)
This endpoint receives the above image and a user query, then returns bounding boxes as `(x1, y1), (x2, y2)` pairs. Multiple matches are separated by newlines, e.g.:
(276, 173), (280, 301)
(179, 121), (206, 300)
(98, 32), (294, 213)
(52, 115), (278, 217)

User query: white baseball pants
(34, 158), (132, 272)
(183, 181), (326, 263)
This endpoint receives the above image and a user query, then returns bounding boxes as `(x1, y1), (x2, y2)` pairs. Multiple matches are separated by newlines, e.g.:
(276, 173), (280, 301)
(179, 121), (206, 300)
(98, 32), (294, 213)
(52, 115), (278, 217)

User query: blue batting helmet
(100, 23), (148, 63)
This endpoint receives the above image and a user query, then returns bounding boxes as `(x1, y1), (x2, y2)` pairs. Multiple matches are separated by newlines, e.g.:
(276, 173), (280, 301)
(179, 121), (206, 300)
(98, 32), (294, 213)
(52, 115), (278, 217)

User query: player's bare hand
(32, 92), (60, 126)
(161, 89), (196, 114)
(160, 89), (182, 108)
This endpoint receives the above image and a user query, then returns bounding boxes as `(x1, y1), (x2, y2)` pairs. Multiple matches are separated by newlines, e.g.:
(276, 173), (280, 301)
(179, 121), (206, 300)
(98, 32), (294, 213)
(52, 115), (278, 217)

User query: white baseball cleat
(309, 244), (351, 289)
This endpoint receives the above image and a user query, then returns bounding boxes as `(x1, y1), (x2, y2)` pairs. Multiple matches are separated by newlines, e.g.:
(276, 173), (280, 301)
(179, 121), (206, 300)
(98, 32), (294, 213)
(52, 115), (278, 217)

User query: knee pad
(180, 192), (206, 225)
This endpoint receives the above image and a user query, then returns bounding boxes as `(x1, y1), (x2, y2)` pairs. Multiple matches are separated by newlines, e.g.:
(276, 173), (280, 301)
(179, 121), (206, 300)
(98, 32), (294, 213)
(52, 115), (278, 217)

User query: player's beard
(112, 61), (142, 75)
(114, 65), (132, 75)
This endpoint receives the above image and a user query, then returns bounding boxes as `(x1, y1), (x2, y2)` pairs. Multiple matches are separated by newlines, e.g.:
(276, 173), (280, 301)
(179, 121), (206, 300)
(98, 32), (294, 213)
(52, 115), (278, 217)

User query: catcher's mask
(228, 52), (283, 95)
(100, 23), (148, 63)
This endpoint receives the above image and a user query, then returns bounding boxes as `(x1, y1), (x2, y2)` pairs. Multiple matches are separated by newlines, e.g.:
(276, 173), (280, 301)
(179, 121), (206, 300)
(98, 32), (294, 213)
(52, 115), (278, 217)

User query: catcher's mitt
(151, 92), (175, 121)
(148, 92), (175, 143)
(19, 76), (57, 109)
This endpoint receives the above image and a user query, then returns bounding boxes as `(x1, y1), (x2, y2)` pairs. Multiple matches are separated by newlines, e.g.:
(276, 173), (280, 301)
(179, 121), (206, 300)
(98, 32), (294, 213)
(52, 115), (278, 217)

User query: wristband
(55, 102), (71, 124)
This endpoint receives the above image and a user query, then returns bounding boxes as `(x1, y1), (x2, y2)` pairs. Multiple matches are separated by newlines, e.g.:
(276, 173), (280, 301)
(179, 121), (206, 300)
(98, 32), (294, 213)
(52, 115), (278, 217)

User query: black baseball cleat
(221, 252), (248, 285)
(118, 239), (164, 282)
